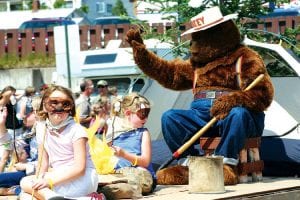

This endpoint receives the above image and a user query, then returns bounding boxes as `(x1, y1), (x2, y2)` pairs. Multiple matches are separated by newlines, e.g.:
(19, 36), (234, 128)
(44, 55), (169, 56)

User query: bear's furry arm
(131, 41), (194, 90)
(210, 47), (274, 119)
(126, 29), (194, 90)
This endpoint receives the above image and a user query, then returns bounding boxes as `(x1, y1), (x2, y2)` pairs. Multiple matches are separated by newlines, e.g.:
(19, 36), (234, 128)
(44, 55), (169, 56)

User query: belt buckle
(206, 91), (216, 98)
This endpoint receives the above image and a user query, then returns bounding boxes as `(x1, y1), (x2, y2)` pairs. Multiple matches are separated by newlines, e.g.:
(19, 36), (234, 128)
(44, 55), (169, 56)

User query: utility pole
(64, 25), (72, 88)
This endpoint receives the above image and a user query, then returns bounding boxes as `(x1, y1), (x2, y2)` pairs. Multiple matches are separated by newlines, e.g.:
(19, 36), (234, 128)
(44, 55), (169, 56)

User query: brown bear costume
(126, 6), (274, 185)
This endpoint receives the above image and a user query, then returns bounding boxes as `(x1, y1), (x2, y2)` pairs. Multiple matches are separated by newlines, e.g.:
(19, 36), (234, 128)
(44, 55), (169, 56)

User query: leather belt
(194, 91), (229, 99)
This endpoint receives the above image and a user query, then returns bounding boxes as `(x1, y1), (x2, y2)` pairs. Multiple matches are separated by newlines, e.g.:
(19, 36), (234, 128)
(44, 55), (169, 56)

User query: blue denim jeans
(161, 99), (265, 164)
(0, 170), (26, 187)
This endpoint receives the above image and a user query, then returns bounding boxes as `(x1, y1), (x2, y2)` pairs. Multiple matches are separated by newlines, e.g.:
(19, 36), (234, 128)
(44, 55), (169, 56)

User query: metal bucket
(188, 156), (225, 193)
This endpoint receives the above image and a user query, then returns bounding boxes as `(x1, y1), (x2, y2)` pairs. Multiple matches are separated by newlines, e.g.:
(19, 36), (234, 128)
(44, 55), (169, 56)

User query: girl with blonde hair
(104, 92), (156, 197)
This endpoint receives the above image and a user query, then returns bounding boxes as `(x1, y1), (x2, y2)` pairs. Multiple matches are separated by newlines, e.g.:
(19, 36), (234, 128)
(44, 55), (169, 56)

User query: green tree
(135, 0), (299, 57)
(79, 4), (89, 14)
(140, 0), (269, 28)
(135, 0), (260, 55)
(112, 0), (128, 16)
(53, 0), (66, 8)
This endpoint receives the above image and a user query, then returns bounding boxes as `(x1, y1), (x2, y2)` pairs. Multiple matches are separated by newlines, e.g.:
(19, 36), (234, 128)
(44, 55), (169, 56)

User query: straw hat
(181, 6), (238, 36)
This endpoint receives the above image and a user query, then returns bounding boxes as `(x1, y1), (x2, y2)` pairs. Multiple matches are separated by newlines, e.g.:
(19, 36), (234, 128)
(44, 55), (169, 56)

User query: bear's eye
(189, 40), (192, 47)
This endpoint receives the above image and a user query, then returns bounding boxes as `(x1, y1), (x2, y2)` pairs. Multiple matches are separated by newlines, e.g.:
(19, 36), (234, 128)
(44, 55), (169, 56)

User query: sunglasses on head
(44, 98), (73, 113)
(135, 108), (150, 120)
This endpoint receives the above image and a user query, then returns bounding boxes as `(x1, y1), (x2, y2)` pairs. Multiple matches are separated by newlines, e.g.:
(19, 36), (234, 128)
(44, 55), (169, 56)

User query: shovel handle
(174, 117), (218, 157)
(244, 74), (264, 91)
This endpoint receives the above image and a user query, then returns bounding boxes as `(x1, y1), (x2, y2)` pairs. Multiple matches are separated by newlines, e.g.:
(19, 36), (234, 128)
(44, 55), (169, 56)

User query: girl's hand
(111, 146), (124, 157)
(31, 178), (50, 190)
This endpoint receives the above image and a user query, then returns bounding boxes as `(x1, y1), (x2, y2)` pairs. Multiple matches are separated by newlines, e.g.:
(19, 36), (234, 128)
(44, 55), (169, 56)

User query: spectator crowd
(0, 79), (156, 199)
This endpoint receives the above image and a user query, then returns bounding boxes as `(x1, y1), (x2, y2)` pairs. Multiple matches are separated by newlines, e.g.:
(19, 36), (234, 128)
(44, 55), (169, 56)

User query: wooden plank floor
(143, 177), (300, 200)
(2, 177), (300, 200)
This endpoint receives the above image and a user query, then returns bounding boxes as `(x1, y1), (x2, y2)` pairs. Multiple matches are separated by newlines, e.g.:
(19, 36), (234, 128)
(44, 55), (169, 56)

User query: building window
(106, 4), (112, 14)
(279, 21), (286, 26)
(279, 21), (286, 34)
(264, 22), (272, 32)
(96, 2), (106, 13)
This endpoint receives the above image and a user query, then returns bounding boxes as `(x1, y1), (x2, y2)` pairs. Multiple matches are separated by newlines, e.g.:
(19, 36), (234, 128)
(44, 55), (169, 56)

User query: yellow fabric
(86, 116), (117, 174)
(74, 107), (80, 124)
(75, 107), (117, 174)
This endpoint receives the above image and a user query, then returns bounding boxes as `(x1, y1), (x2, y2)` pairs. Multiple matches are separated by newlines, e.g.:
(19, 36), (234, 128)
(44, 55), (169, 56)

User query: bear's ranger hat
(181, 6), (238, 36)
